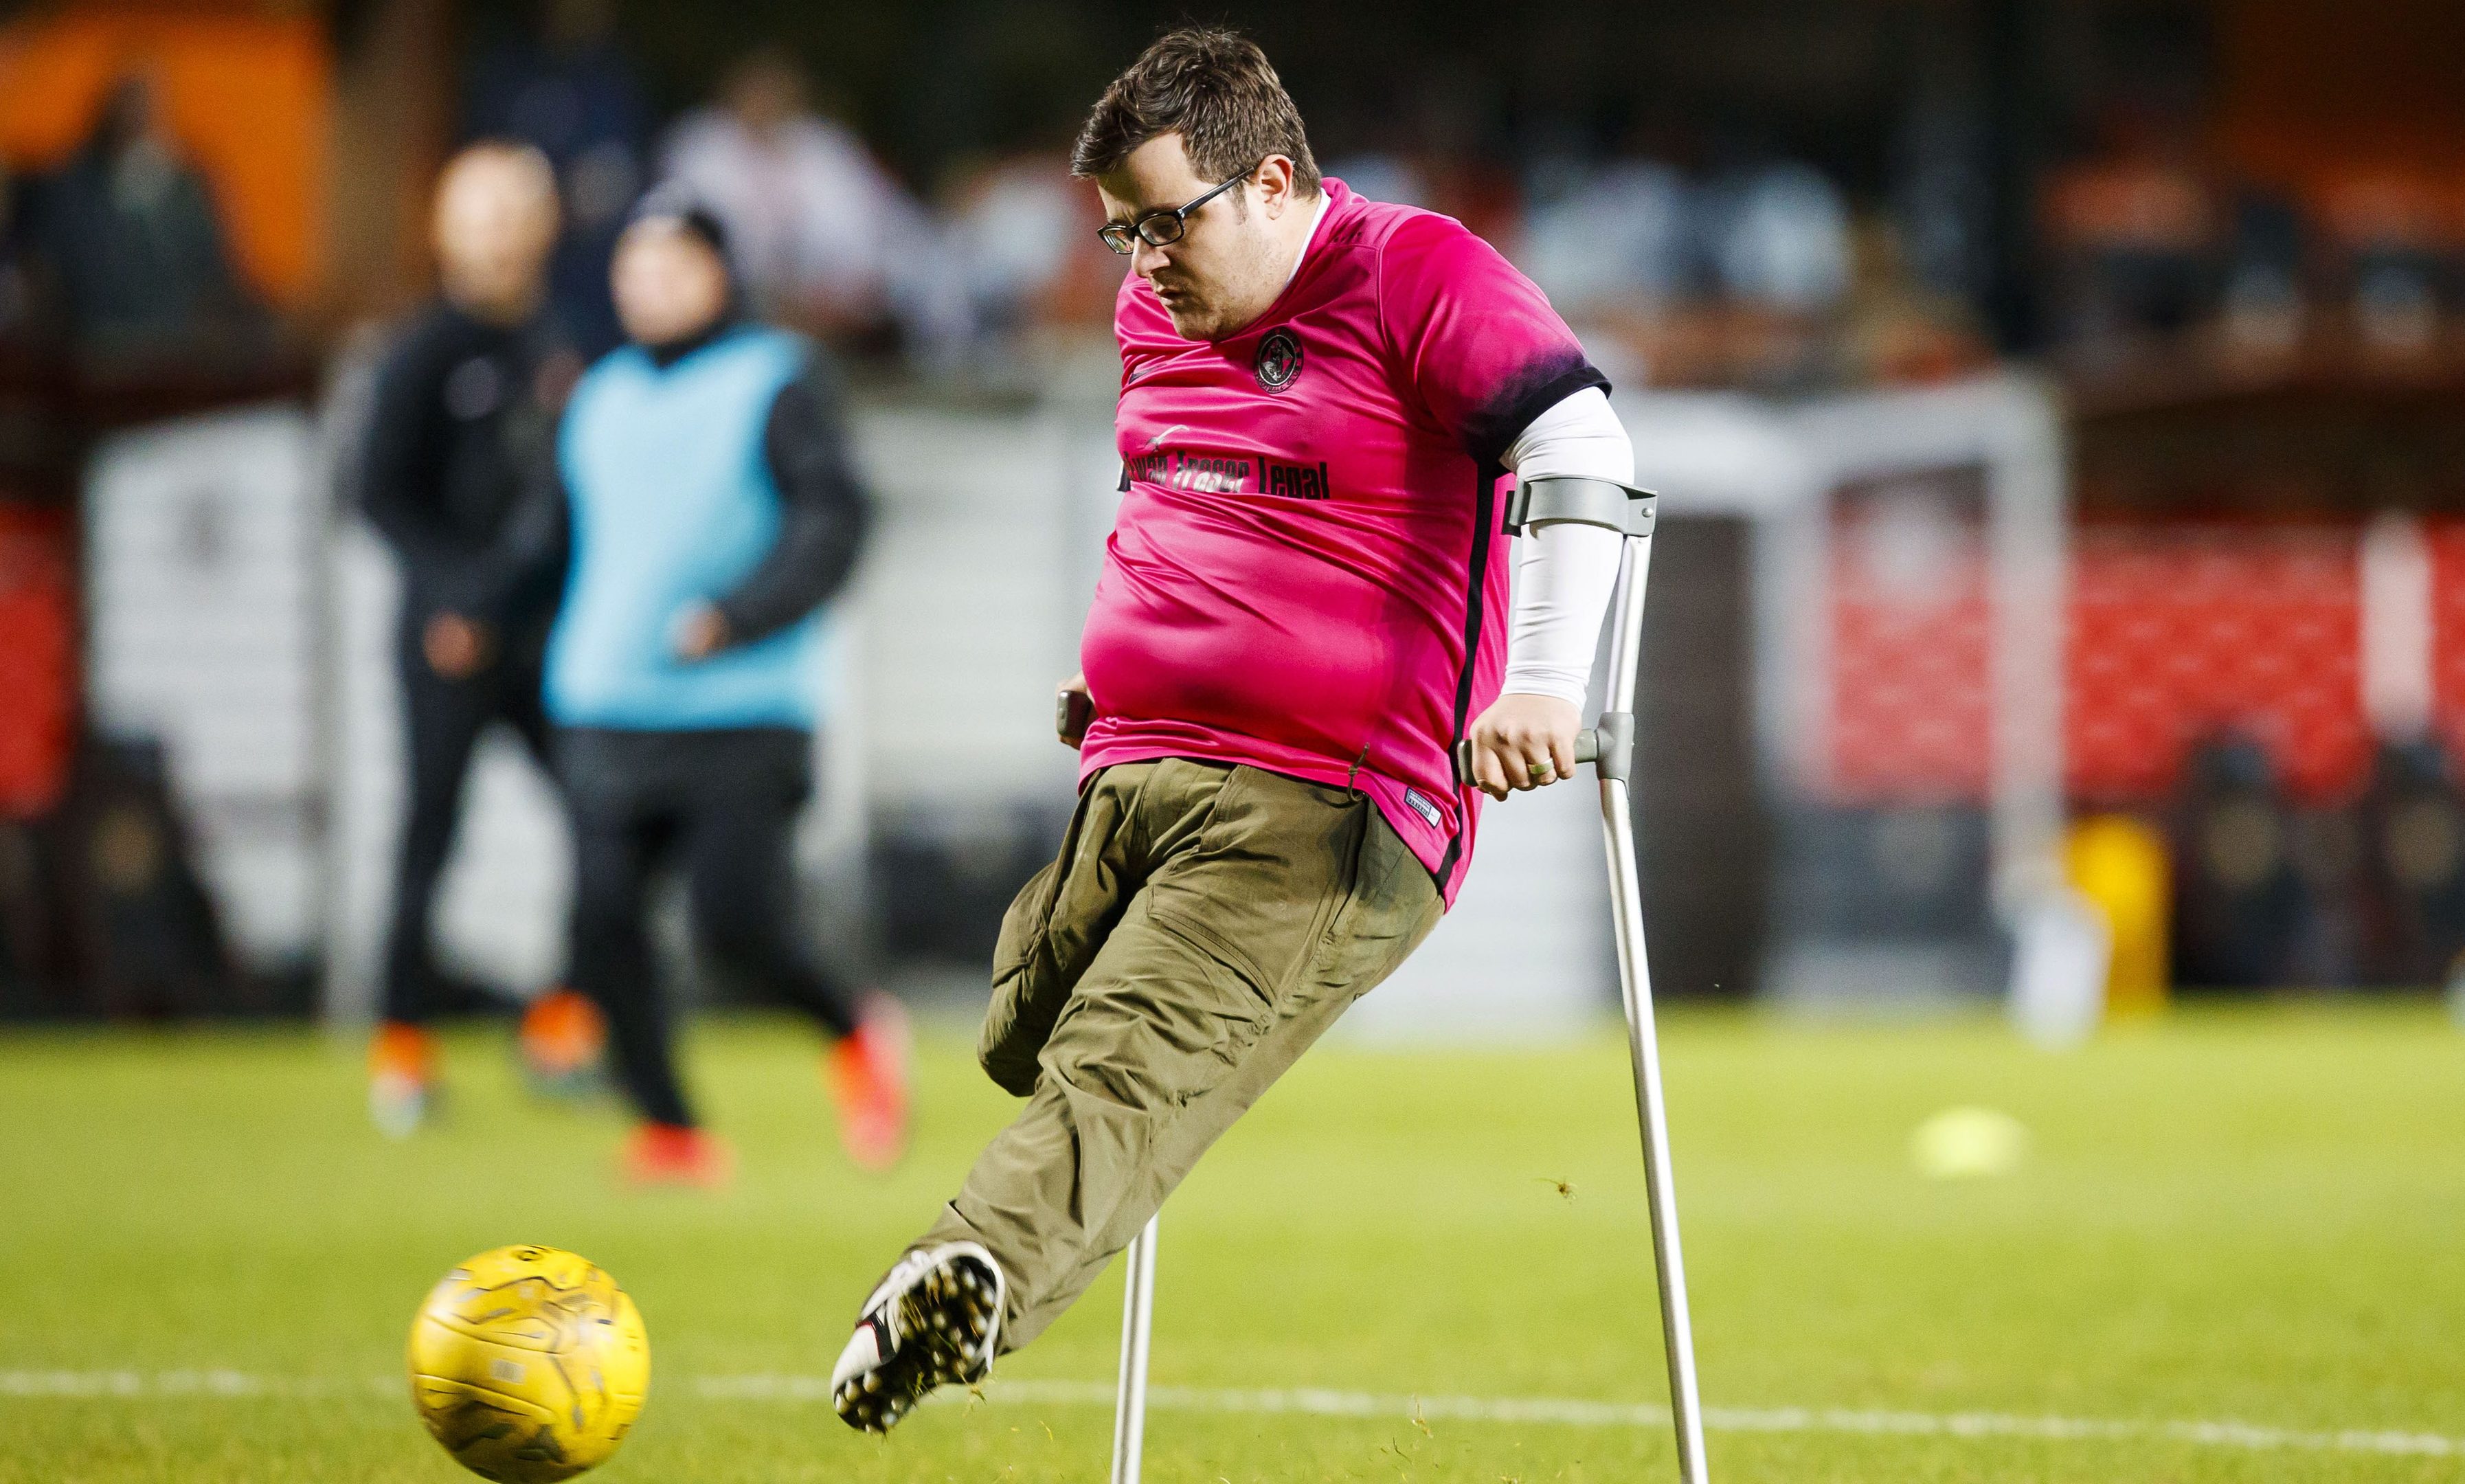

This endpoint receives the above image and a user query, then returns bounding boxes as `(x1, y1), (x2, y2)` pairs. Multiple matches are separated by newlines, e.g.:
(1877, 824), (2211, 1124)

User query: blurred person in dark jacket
(445, 190), (908, 1184)
(361, 143), (598, 1137)
(32, 73), (268, 363)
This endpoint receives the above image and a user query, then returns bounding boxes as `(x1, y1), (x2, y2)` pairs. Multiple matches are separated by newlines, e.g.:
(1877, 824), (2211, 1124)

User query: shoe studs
(833, 1251), (1000, 1435)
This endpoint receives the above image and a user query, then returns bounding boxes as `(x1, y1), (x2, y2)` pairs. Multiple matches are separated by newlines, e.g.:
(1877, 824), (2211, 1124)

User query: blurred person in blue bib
(450, 190), (908, 1184)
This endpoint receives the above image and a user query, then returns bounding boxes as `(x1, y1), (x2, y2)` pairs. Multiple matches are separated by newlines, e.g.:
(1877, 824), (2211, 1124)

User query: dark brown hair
(1070, 26), (1320, 195)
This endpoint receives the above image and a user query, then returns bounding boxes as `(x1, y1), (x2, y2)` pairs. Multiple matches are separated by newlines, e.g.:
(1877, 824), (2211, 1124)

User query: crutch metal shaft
(1110, 1213), (1160, 1484)
(1597, 523), (1709, 1483)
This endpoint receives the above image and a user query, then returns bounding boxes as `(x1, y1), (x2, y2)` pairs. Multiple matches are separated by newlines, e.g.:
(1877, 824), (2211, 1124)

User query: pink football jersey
(1078, 178), (1606, 906)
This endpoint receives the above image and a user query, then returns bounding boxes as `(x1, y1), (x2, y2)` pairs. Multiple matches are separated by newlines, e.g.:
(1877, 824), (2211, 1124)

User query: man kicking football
(831, 25), (1639, 1429)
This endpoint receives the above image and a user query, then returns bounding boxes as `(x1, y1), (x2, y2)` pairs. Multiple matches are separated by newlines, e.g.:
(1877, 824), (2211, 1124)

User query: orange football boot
(622, 1122), (734, 1188)
(519, 987), (607, 1095)
(830, 996), (913, 1171)
(368, 1020), (439, 1138)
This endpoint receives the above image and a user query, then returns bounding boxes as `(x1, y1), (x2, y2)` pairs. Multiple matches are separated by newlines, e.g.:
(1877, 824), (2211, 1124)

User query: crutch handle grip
(1452, 719), (1627, 789)
(1057, 688), (1095, 749)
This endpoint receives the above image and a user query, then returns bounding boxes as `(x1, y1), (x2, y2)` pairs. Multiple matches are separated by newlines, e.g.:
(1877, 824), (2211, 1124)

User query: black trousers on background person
(557, 726), (860, 1129)
(381, 602), (553, 1025)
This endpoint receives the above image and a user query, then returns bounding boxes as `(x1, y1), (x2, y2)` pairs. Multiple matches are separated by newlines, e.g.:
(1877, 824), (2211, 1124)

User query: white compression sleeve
(1500, 387), (1632, 707)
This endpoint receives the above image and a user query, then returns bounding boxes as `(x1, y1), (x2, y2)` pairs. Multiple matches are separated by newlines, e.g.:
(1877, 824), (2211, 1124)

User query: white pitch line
(701, 1375), (2465, 1460)
(8, 1370), (2457, 1461)
(0, 1371), (390, 1399)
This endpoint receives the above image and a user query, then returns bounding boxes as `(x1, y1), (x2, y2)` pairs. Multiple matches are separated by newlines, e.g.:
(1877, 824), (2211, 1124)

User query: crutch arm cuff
(1502, 476), (1656, 537)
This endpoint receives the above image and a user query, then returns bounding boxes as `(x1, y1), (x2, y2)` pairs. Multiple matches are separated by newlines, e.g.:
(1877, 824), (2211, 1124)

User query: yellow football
(407, 1246), (650, 1483)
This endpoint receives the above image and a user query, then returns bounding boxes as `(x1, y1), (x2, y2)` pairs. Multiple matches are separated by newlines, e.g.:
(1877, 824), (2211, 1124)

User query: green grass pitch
(3, 1001), (2462, 1482)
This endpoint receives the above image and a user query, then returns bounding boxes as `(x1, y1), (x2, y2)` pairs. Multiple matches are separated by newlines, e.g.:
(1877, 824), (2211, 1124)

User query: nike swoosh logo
(1145, 425), (1186, 450)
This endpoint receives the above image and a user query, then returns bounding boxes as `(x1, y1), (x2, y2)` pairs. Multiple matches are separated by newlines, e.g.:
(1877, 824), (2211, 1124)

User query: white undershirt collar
(1279, 190), (1332, 292)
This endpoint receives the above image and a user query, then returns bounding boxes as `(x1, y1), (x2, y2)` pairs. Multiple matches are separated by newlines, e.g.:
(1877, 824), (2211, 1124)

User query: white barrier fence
(82, 376), (2066, 1039)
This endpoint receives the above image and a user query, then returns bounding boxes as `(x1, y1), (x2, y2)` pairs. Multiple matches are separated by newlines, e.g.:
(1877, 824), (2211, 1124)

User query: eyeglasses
(1096, 162), (1262, 254)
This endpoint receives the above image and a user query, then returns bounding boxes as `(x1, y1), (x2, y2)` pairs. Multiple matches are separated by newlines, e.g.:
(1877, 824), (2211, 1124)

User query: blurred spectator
(2317, 170), (2452, 363)
(464, 0), (650, 357)
(1515, 136), (1865, 390)
(1520, 157), (1697, 321)
(359, 144), (587, 1137)
(927, 149), (1121, 372)
(1835, 218), (1993, 386)
(2171, 737), (2304, 987)
(56, 738), (236, 1019)
(934, 152), (1075, 359)
(657, 48), (929, 349)
(2216, 192), (2308, 365)
(456, 197), (909, 1182)
(1708, 161), (1853, 315)
(2042, 108), (2220, 358)
(2365, 739), (2465, 987)
(27, 74), (268, 366)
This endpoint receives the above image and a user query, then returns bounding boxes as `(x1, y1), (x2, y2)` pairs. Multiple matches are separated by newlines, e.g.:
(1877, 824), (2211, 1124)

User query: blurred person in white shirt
(657, 48), (927, 343)
(945, 155), (1077, 339)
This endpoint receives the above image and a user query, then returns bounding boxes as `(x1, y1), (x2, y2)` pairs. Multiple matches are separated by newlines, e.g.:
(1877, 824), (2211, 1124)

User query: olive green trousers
(916, 758), (1442, 1352)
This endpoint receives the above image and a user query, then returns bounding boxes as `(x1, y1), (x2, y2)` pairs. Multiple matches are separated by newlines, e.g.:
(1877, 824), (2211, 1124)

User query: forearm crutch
(1517, 477), (1709, 1483)
(1101, 477), (1707, 1484)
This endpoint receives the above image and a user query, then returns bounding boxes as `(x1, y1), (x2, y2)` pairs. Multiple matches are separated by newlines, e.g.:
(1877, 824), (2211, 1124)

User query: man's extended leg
(931, 764), (1437, 1349)
(833, 760), (1439, 1430)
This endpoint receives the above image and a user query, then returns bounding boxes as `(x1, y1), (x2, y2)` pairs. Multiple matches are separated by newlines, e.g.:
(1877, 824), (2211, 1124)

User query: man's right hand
(1463, 692), (1582, 801)
(424, 611), (491, 680)
(1055, 673), (1093, 750)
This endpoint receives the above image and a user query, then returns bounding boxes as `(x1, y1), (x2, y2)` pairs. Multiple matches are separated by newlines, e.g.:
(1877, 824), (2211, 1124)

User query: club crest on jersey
(1253, 328), (1303, 391)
